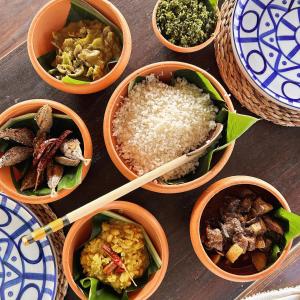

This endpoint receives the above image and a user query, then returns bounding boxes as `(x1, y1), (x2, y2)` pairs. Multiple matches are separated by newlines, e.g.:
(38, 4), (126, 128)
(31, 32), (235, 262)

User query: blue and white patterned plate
(232, 0), (300, 110)
(0, 193), (57, 300)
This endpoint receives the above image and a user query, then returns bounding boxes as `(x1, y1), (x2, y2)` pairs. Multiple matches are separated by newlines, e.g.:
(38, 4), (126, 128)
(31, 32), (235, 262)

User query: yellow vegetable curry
(51, 20), (122, 81)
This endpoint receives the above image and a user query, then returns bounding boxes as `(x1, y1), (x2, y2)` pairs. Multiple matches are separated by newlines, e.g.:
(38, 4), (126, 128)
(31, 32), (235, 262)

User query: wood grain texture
(0, 0), (48, 59)
(0, 1), (299, 299)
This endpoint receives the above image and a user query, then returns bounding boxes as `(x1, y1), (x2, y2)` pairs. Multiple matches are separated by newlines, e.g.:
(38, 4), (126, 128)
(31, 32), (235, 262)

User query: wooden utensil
(22, 123), (223, 245)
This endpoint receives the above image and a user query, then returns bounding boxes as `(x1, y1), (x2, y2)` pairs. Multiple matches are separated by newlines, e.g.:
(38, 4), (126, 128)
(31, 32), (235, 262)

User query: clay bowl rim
(27, 0), (132, 94)
(62, 200), (169, 300)
(190, 175), (293, 282)
(0, 99), (93, 204)
(103, 61), (235, 194)
(152, 0), (221, 53)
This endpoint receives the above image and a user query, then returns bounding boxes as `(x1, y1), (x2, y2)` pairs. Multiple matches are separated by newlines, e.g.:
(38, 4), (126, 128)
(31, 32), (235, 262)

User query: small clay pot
(152, 0), (221, 53)
(63, 200), (169, 300)
(190, 176), (292, 282)
(0, 99), (93, 204)
(27, 0), (132, 94)
(103, 61), (235, 194)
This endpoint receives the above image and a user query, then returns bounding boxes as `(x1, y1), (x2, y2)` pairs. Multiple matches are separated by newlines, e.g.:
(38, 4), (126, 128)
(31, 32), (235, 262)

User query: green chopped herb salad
(156, 0), (218, 47)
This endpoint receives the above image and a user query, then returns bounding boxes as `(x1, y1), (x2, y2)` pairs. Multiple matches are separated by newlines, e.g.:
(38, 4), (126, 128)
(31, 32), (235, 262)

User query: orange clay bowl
(28, 0), (132, 94)
(190, 176), (293, 282)
(152, 0), (221, 53)
(63, 200), (169, 300)
(103, 61), (235, 194)
(0, 99), (93, 204)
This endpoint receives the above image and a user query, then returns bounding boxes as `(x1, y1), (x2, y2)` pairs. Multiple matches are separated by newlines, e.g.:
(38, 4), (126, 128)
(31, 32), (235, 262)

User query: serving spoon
(22, 123), (223, 245)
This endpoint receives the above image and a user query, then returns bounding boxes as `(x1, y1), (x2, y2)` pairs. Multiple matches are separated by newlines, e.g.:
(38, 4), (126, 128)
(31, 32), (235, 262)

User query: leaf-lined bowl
(63, 201), (169, 300)
(103, 61), (257, 194)
(190, 176), (293, 282)
(27, 0), (132, 94)
(0, 99), (93, 204)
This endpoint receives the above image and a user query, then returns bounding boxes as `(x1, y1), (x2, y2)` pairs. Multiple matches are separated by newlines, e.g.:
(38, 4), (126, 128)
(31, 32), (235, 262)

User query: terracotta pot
(103, 61), (235, 194)
(27, 0), (132, 94)
(0, 99), (93, 204)
(152, 0), (221, 53)
(63, 200), (169, 300)
(190, 176), (292, 282)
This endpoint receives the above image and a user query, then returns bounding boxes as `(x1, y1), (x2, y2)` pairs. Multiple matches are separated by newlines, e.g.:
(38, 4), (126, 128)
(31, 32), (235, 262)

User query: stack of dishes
(215, 0), (300, 126)
(232, 0), (300, 110)
(0, 193), (57, 300)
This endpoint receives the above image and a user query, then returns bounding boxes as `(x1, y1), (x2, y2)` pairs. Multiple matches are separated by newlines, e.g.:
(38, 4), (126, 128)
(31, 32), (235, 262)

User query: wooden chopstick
(22, 124), (223, 245)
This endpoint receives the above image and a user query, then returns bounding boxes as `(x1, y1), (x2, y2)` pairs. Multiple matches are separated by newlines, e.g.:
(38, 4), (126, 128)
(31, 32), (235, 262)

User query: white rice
(112, 74), (218, 181)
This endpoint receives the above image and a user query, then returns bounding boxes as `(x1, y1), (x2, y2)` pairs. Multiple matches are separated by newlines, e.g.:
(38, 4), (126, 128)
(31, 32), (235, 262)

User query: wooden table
(0, 1), (299, 299)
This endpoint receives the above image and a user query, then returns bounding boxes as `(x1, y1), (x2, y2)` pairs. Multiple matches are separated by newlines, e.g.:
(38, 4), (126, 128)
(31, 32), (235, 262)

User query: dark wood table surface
(0, 1), (299, 299)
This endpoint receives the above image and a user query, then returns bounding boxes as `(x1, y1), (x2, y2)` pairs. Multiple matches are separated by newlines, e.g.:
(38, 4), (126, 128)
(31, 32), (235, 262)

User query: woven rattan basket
(27, 203), (68, 300)
(215, 0), (300, 127)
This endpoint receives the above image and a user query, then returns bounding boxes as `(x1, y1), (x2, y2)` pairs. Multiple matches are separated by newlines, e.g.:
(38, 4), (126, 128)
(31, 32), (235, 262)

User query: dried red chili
(33, 138), (57, 166)
(102, 244), (124, 269)
(115, 266), (125, 274)
(35, 130), (72, 189)
(103, 261), (117, 275)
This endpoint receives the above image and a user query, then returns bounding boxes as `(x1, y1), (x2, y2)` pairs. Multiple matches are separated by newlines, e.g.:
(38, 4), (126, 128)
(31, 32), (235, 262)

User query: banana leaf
(0, 113), (85, 196)
(73, 211), (162, 300)
(267, 208), (300, 265)
(274, 208), (300, 245)
(126, 69), (259, 185)
(37, 0), (123, 85)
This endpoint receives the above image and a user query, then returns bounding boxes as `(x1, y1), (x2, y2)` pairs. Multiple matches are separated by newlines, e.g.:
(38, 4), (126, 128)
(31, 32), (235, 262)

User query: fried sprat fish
(0, 128), (34, 146)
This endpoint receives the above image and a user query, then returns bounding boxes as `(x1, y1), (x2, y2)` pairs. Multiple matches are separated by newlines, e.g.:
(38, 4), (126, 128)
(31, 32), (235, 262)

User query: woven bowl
(152, 0), (221, 53)
(190, 176), (292, 282)
(28, 0), (132, 94)
(0, 99), (93, 204)
(63, 200), (169, 300)
(103, 61), (235, 194)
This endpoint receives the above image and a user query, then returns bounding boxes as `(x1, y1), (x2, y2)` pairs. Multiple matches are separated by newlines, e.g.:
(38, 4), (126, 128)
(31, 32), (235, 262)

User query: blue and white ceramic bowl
(231, 0), (300, 110)
(0, 193), (57, 299)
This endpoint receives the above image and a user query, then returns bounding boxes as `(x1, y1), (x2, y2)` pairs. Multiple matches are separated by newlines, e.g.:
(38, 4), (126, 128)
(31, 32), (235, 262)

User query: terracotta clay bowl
(63, 200), (169, 300)
(152, 0), (221, 53)
(103, 61), (235, 194)
(28, 0), (132, 94)
(190, 176), (292, 282)
(0, 99), (93, 204)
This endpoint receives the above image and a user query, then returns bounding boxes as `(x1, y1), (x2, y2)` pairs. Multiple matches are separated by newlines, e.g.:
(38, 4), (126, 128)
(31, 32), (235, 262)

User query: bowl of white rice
(103, 61), (235, 193)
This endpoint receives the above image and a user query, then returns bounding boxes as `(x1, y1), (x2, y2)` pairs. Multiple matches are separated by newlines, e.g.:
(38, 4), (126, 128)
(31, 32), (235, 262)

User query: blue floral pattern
(0, 194), (57, 299)
(232, 0), (300, 110)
